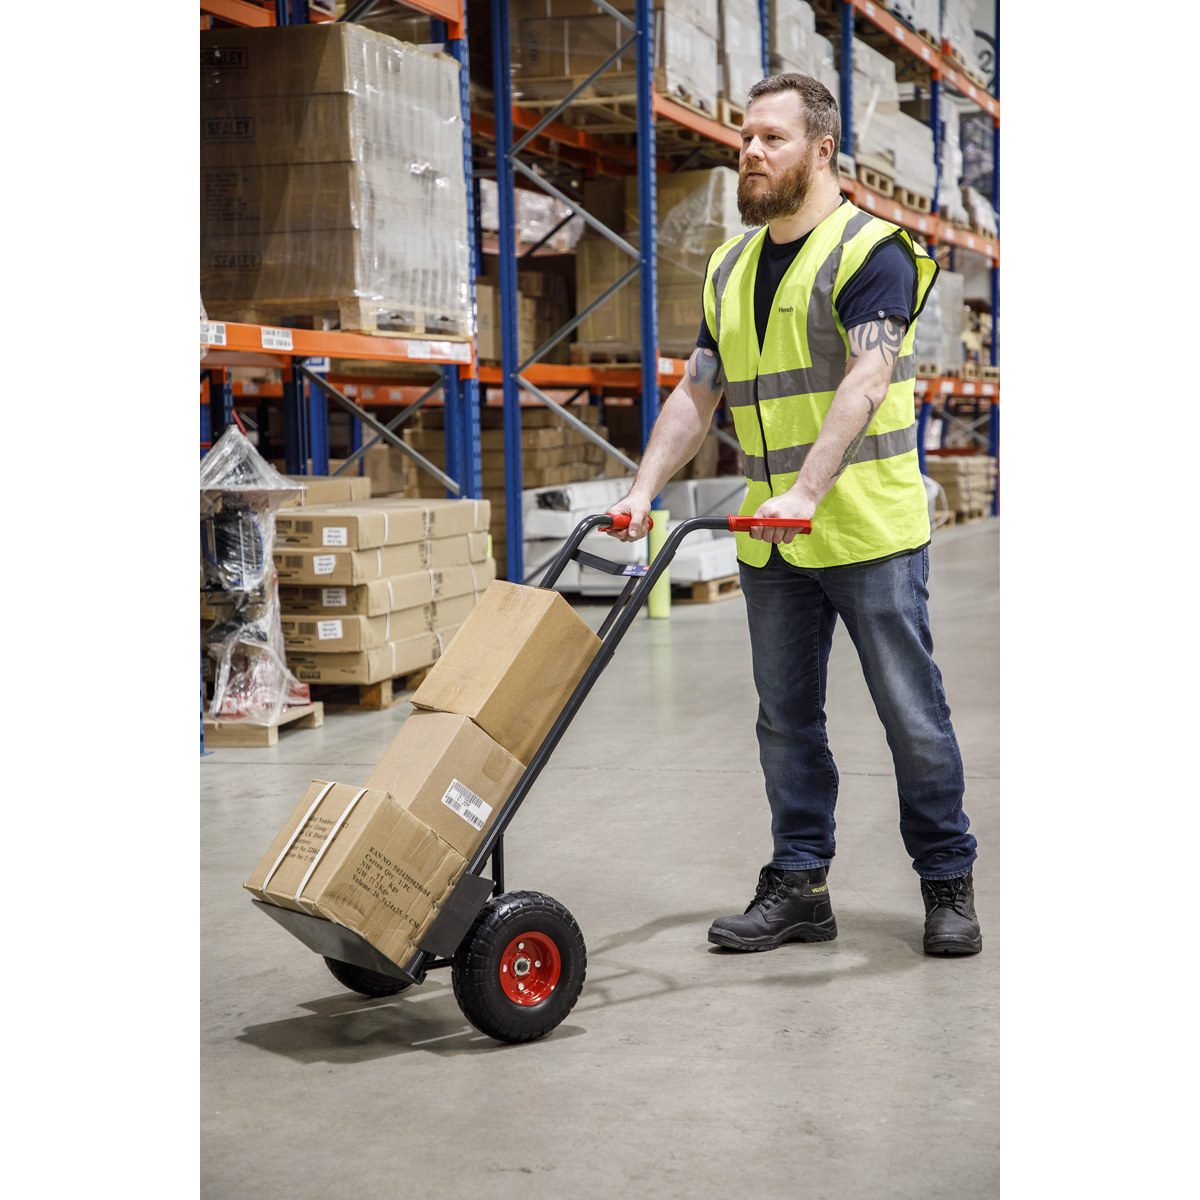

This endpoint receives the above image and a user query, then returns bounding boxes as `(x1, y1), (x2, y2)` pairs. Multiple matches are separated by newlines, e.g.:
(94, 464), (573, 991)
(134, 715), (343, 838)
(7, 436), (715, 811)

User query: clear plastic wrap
(939, 96), (970, 225)
(718, 0), (763, 108)
(479, 179), (585, 253)
(941, 0), (983, 79)
(852, 37), (900, 165)
(200, 24), (470, 337)
(888, 0), (940, 38)
(510, 0), (720, 116)
(914, 271), (965, 374)
(769, 0), (816, 69)
(891, 110), (936, 197)
(201, 427), (308, 725)
(961, 185), (997, 236)
(576, 167), (742, 356)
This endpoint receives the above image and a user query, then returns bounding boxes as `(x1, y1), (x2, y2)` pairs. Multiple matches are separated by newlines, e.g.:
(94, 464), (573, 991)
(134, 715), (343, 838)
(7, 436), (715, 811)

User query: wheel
(452, 891), (587, 1044)
(323, 956), (412, 998)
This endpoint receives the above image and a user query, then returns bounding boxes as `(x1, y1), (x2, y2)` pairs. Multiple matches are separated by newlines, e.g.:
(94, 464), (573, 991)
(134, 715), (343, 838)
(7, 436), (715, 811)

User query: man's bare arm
(605, 347), (724, 541)
(749, 316), (906, 543)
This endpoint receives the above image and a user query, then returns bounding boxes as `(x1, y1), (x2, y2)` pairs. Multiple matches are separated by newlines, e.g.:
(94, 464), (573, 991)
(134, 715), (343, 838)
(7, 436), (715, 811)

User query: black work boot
(708, 865), (837, 951)
(921, 867), (983, 955)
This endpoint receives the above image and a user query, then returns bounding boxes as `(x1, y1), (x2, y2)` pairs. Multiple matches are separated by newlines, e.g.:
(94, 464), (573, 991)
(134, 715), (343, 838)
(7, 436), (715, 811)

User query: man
(605, 73), (982, 957)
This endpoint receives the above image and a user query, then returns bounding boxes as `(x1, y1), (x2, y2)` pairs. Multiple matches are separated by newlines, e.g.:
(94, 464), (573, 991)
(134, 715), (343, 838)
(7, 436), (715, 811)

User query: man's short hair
(745, 73), (841, 179)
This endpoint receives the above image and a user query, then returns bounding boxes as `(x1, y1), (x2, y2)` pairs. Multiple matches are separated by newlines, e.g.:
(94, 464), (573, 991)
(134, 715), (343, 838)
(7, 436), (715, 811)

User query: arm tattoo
(831, 396), (877, 480)
(686, 347), (723, 393)
(847, 317), (906, 369)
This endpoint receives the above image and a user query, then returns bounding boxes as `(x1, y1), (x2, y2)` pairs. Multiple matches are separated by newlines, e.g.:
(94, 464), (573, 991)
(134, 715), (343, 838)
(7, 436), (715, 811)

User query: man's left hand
(749, 489), (818, 544)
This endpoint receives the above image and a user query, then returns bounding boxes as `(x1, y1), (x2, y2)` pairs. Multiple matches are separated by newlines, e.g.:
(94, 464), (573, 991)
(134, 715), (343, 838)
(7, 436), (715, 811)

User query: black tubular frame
(402, 513), (728, 982)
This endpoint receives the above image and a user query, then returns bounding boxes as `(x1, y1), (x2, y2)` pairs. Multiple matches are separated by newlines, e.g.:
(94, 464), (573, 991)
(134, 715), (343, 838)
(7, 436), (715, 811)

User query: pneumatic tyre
(452, 891), (586, 1044)
(324, 956), (412, 998)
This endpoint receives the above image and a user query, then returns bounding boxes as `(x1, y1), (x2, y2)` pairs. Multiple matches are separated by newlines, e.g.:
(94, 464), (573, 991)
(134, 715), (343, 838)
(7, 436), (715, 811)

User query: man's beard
(737, 154), (815, 227)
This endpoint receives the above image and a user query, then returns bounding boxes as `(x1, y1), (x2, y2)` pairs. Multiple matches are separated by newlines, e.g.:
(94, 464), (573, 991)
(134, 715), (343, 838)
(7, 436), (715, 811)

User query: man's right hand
(603, 494), (653, 542)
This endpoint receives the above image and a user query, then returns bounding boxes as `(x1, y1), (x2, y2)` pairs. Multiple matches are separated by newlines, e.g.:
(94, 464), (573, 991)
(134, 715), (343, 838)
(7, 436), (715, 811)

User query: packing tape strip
(375, 548), (383, 578)
(294, 787), (369, 915)
(390, 640), (397, 677)
(260, 781), (337, 904)
(387, 578), (395, 611)
(428, 568), (437, 601)
(470, 563), (479, 603)
(384, 610), (390, 640)
(382, 511), (389, 543)
(434, 628), (445, 657)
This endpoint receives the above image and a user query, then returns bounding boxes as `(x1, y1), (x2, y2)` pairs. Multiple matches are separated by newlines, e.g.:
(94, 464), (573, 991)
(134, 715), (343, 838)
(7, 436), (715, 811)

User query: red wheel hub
(499, 932), (561, 1005)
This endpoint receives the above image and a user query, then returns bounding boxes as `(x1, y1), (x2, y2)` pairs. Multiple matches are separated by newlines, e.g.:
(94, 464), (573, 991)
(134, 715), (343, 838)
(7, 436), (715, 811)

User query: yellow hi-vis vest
(703, 201), (939, 569)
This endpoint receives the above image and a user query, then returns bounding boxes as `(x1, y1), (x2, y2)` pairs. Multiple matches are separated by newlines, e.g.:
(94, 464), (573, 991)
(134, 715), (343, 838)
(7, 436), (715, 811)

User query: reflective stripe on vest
(702, 201), (938, 569)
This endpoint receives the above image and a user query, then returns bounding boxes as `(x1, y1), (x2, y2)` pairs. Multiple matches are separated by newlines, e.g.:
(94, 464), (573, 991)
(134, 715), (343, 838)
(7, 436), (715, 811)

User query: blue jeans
(739, 546), (977, 880)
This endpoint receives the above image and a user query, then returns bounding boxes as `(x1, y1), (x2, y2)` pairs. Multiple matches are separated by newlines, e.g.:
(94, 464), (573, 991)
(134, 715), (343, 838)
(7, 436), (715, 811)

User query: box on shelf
(279, 475), (372, 508)
(273, 533), (485, 585)
(281, 593), (475, 652)
(244, 780), (465, 970)
(411, 580), (601, 764)
(717, 0), (762, 109)
(276, 505), (425, 549)
(365, 711), (526, 858)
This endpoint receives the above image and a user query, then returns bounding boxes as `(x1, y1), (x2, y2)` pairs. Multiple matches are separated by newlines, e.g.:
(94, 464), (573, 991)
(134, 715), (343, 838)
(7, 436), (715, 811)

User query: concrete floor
(202, 519), (998, 1200)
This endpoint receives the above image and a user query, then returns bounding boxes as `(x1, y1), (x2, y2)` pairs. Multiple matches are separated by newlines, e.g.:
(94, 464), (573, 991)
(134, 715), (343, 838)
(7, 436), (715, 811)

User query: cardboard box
(476, 282), (501, 361)
(278, 560), (496, 617)
(370, 497), (492, 538)
(244, 780), (465, 969)
(275, 505), (426, 550)
(366, 712), (525, 858)
(279, 475), (372, 509)
(411, 580), (601, 764)
(288, 627), (459, 685)
(273, 534), (480, 584)
(281, 594), (476, 652)
(361, 445), (413, 497)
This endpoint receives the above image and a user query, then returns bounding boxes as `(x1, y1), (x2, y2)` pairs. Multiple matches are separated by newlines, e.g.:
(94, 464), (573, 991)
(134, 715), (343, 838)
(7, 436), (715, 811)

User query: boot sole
(708, 921), (838, 952)
(923, 936), (983, 956)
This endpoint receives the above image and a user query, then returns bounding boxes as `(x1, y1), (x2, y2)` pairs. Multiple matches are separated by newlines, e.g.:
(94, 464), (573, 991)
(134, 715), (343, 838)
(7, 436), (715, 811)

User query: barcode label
(313, 554), (336, 575)
(317, 620), (343, 640)
(322, 526), (348, 547)
(261, 326), (294, 350)
(285, 555), (303, 568)
(299, 622), (317, 635)
(296, 520), (313, 533)
(440, 778), (492, 831)
(201, 321), (226, 346)
(321, 588), (347, 606)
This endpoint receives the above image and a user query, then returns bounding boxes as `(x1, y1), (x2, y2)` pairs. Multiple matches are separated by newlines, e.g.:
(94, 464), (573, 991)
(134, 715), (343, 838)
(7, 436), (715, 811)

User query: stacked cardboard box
(265, 497), (496, 686)
(200, 23), (470, 336)
(510, 0), (721, 117)
(476, 269), (573, 366)
(923, 455), (997, 518)
(245, 580), (600, 971)
(717, 0), (762, 110)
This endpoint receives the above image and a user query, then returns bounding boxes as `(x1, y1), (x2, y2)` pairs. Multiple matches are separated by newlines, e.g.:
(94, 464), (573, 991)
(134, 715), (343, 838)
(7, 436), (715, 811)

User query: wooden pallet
(916, 361), (941, 379)
(856, 163), (895, 198)
(570, 341), (696, 366)
(895, 187), (932, 214)
(718, 97), (746, 131)
(954, 506), (990, 525)
(204, 296), (472, 340)
(309, 668), (430, 712)
(932, 510), (956, 532)
(673, 575), (742, 604)
(941, 45), (990, 90)
(963, 361), (980, 381)
(204, 701), (324, 748)
(980, 365), (1000, 382)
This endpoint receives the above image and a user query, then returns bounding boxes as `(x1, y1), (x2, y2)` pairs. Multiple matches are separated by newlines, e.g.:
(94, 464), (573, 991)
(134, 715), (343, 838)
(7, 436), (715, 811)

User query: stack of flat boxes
(273, 497), (496, 686)
(924, 456), (997, 521)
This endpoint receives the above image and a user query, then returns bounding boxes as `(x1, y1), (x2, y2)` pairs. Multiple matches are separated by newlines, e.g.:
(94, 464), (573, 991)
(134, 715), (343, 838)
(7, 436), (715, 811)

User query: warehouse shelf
(201, 321), (475, 369)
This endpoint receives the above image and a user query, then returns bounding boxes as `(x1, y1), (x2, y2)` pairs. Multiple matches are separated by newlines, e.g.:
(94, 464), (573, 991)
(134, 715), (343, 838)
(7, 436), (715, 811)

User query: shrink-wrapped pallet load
(200, 24), (470, 337)
(510, 0), (721, 116)
(717, 0), (762, 110)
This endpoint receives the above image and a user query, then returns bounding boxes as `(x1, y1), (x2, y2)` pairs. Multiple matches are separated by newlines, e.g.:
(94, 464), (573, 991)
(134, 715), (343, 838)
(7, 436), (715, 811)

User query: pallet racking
(199, 0), (1001, 559)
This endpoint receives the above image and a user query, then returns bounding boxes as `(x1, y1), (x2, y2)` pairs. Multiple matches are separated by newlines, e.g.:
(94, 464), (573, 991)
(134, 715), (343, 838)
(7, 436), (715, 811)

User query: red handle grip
(604, 512), (654, 532)
(727, 516), (812, 534)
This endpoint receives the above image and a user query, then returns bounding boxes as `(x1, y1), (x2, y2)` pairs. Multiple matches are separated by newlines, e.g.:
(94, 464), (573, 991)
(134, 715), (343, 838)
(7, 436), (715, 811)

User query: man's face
(737, 91), (821, 226)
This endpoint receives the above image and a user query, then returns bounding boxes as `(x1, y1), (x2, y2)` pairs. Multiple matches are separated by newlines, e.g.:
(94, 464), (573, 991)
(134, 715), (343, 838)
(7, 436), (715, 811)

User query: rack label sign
(440, 778), (493, 831)
(201, 321), (226, 347)
(261, 327), (294, 351)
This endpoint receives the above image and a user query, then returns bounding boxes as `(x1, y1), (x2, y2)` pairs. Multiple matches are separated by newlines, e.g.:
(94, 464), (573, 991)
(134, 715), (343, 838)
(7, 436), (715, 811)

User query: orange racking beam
(654, 93), (740, 150)
(915, 378), (999, 401)
(472, 112), (634, 177)
(201, 322), (476, 373)
(199, 1), (275, 27)
(477, 358), (685, 390)
(393, 0), (464, 39)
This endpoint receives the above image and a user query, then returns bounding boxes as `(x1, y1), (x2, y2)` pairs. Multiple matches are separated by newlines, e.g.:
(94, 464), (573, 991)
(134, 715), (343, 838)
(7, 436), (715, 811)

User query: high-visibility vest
(703, 201), (939, 569)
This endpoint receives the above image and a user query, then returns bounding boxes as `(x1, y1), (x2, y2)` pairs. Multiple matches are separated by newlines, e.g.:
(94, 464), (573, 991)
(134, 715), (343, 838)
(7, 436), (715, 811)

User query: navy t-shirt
(696, 206), (918, 354)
